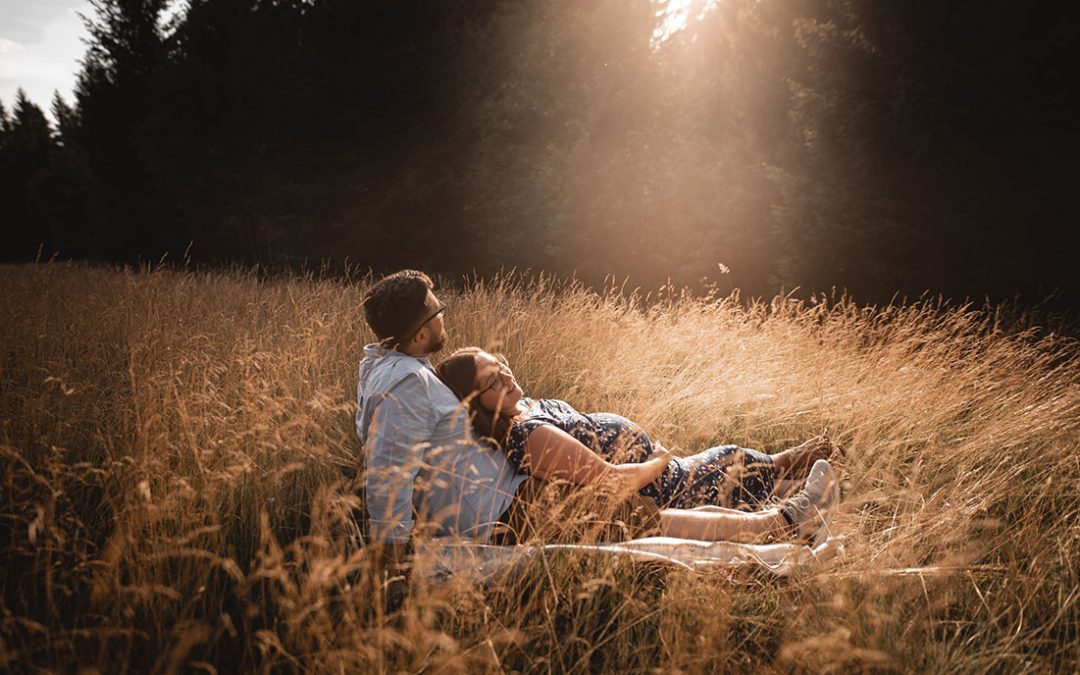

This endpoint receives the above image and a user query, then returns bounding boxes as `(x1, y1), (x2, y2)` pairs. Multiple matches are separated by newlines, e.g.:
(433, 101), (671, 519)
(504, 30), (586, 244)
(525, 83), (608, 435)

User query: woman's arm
(523, 424), (670, 491)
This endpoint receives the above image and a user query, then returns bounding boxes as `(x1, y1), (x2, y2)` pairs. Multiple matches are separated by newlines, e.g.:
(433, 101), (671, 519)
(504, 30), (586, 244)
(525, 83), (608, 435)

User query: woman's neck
(487, 398), (529, 419)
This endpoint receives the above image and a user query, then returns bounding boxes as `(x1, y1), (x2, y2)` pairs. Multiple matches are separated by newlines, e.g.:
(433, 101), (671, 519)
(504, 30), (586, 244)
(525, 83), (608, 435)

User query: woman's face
(473, 351), (523, 415)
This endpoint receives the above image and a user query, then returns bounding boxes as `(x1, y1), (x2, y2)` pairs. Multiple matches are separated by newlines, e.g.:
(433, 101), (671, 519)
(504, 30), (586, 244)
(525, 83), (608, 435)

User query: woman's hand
(612, 442), (671, 492)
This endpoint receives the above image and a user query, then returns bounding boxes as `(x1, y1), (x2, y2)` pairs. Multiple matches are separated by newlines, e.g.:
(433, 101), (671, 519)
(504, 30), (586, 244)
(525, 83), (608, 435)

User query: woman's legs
(672, 445), (776, 510)
(771, 435), (843, 480)
(659, 507), (788, 543)
(662, 460), (839, 543)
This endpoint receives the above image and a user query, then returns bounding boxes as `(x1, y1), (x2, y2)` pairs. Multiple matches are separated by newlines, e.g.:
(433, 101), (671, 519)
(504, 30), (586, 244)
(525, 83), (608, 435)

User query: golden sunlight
(651, 0), (723, 48)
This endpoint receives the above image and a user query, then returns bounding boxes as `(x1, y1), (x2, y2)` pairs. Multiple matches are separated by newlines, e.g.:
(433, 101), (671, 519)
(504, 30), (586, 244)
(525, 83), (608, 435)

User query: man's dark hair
(362, 270), (435, 347)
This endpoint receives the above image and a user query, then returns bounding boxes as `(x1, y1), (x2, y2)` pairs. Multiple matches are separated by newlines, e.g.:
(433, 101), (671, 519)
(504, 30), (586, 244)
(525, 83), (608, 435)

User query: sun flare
(651, 0), (723, 48)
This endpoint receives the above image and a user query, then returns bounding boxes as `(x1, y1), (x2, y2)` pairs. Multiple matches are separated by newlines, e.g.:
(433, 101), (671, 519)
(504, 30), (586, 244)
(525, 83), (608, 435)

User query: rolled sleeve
(364, 373), (436, 544)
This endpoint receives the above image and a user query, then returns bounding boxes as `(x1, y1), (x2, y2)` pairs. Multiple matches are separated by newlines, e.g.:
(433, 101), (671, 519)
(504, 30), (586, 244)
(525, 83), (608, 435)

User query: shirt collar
(363, 343), (433, 367)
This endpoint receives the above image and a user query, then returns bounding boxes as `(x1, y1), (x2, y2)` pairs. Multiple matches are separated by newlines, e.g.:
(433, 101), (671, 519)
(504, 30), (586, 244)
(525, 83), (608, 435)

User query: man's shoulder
(361, 346), (423, 383)
(359, 347), (451, 399)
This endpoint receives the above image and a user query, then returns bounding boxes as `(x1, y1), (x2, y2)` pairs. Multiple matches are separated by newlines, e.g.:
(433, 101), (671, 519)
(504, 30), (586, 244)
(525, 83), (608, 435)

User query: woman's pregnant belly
(581, 412), (656, 462)
(581, 412), (675, 505)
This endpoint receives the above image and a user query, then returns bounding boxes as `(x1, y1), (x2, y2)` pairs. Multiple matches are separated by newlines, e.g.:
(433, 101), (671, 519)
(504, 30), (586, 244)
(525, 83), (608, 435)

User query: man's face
(418, 289), (448, 354)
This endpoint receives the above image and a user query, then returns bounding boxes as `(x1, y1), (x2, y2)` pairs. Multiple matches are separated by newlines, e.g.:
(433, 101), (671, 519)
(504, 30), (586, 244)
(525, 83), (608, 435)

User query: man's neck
(397, 344), (428, 358)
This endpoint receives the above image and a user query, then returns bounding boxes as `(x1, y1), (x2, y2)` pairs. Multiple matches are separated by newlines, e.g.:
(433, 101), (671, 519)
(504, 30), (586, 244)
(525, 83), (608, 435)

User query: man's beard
(427, 331), (447, 354)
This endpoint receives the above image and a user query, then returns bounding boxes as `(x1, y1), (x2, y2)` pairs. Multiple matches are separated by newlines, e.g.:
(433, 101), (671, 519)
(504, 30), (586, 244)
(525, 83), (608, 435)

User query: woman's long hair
(436, 347), (517, 449)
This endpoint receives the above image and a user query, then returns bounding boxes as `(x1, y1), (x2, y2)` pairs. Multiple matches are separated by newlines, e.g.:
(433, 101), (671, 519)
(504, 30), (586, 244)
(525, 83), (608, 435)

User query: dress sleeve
(503, 416), (552, 473)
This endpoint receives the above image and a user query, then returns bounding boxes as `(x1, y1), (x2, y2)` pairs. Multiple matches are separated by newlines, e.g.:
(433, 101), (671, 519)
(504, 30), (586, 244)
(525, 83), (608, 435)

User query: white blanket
(417, 535), (846, 583)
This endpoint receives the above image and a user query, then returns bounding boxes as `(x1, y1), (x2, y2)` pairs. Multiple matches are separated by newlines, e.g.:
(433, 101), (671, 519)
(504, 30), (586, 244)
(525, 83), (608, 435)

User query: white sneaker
(780, 459), (839, 542)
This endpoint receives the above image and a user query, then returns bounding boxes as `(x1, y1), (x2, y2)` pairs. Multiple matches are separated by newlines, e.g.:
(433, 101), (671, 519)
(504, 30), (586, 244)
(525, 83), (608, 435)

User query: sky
(0, 0), (92, 121)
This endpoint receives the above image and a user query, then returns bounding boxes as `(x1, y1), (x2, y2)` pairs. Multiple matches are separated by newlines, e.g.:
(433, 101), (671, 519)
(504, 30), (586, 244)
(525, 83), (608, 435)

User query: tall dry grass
(1, 262), (1077, 672)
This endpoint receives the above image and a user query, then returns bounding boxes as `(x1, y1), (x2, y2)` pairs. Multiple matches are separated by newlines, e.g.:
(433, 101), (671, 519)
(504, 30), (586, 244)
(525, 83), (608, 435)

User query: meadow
(1, 263), (1077, 673)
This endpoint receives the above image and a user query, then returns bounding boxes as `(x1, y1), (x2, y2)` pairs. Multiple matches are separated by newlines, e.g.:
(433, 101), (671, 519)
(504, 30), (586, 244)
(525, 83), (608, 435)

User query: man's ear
(409, 326), (427, 349)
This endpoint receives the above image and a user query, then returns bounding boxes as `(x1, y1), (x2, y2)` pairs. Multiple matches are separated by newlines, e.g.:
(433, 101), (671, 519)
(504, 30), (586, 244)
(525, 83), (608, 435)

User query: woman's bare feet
(820, 434), (846, 466)
(793, 434), (834, 462)
(775, 433), (845, 478)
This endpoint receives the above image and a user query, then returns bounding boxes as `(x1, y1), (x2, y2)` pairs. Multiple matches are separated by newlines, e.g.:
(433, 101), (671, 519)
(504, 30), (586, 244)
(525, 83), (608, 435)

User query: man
(355, 270), (528, 561)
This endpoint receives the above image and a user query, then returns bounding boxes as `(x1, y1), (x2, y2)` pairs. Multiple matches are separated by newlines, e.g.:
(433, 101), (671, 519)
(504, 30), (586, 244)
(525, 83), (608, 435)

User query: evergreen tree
(74, 0), (174, 260)
(50, 92), (79, 145)
(11, 90), (52, 170)
(0, 97), (12, 255)
(0, 98), (10, 176)
(142, 0), (309, 263)
(5, 90), (55, 259)
(0, 98), (11, 136)
(42, 91), (93, 259)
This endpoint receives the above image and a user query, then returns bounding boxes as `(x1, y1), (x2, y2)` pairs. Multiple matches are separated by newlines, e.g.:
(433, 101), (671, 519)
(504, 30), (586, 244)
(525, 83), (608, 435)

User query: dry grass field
(1, 263), (1077, 673)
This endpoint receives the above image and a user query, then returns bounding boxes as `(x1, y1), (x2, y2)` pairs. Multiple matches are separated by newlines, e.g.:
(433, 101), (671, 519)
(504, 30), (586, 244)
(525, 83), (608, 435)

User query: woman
(436, 347), (841, 544)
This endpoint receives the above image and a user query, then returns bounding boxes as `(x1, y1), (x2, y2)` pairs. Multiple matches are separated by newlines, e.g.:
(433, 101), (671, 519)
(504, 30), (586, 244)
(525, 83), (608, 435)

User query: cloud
(0, 5), (87, 115)
(0, 0), (88, 44)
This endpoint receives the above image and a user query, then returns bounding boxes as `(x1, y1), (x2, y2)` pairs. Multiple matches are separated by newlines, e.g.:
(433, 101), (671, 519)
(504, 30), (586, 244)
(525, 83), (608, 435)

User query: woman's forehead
(475, 352), (501, 371)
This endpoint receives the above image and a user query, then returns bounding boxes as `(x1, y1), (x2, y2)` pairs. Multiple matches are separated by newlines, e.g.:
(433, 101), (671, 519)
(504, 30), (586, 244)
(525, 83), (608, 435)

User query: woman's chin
(503, 394), (523, 414)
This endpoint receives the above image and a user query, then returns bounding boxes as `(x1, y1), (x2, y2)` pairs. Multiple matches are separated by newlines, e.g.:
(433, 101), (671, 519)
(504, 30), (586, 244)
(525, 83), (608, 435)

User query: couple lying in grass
(356, 270), (842, 565)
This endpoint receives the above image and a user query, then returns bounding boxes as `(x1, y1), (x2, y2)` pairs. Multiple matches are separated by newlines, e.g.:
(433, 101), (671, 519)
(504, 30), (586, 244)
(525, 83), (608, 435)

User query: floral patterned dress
(504, 399), (777, 510)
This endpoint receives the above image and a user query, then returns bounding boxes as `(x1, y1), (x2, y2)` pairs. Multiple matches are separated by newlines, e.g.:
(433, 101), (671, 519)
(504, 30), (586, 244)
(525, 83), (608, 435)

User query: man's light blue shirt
(356, 344), (527, 544)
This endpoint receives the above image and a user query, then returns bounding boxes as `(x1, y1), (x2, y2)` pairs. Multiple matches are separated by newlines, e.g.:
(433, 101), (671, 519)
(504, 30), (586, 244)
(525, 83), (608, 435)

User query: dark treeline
(2, 0), (1076, 305)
